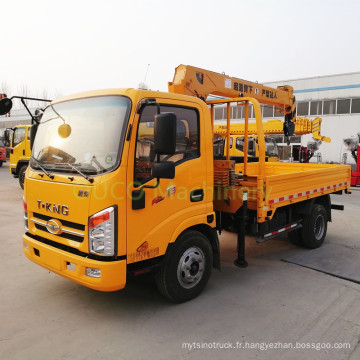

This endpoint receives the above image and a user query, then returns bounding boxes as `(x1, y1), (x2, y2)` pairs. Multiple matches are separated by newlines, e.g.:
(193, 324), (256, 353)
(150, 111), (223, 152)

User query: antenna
(144, 63), (150, 84)
(138, 64), (150, 90)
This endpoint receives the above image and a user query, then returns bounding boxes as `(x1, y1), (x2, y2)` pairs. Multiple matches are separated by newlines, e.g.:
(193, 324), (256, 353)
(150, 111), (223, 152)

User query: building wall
(265, 72), (360, 165)
(0, 108), (33, 137)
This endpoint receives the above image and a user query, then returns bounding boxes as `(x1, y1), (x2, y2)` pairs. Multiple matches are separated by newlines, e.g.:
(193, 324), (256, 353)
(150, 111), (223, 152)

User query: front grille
(31, 212), (85, 243)
(34, 223), (84, 242)
(33, 212), (85, 231)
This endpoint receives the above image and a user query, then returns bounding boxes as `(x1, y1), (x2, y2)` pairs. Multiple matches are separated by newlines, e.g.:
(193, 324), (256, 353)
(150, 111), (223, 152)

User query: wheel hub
(177, 246), (205, 289)
(314, 214), (325, 240)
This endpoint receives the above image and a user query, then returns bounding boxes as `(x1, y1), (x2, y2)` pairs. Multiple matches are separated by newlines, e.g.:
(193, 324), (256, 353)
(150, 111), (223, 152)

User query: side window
(12, 128), (25, 147)
(213, 135), (225, 158)
(248, 138), (255, 156)
(236, 137), (255, 155)
(236, 137), (244, 152)
(27, 127), (31, 140)
(265, 138), (278, 156)
(135, 104), (200, 184)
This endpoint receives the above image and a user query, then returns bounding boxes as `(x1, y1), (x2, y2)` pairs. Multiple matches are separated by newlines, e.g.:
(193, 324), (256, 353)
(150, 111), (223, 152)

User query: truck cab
(0, 138), (6, 166)
(9, 125), (31, 188)
(214, 134), (279, 162)
(22, 89), (216, 302)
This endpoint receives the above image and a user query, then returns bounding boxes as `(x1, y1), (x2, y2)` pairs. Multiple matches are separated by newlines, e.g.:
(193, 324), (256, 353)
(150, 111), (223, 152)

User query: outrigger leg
(234, 191), (248, 268)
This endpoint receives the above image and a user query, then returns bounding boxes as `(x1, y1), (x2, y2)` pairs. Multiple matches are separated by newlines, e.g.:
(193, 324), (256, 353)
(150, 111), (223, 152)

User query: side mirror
(0, 98), (13, 116)
(154, 112), (177, 155)
(152, 161), (175, 179)
(30, 123), (38, 150)
(34, 108), (44, 123)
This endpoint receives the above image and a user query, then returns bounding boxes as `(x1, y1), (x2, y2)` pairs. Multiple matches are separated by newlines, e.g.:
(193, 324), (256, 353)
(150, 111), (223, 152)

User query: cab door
(10, 127), (27, 168)
(126, 101), (210, 264)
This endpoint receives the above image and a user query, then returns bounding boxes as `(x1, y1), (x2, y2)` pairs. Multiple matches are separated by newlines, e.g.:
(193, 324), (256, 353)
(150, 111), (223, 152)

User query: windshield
(265, 138), (278, 156)
(31, 95), (131, 175)
(235, 136), (279, 157)
(0, 139), (4, 147)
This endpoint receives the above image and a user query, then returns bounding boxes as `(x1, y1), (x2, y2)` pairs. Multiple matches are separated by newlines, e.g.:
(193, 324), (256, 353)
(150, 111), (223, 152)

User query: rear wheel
(288, 228), (302, 245)
(288, 204), (327, 249)
(0, 161), (3, 167)
(19, 165), (27, 190)
(156, 231), (213, 303)
(302, 204), (327, 249)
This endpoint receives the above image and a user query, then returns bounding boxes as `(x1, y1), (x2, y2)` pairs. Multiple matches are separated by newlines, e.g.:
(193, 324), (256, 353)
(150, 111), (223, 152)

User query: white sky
(2, 0), (360, 100)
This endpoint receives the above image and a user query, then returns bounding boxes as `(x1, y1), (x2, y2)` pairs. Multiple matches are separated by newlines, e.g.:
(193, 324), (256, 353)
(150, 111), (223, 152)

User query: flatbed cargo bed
(214, 161), (351, 222)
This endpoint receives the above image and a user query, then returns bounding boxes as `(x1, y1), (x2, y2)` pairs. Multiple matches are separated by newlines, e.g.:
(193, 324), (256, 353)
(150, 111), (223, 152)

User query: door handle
(190, 189), (204, 202)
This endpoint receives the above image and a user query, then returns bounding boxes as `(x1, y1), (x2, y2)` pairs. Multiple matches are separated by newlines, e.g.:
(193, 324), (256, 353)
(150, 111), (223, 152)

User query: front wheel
(156, 231), (213, 303)
(0, 161), (3, 167)
(19, 165), (27, 190)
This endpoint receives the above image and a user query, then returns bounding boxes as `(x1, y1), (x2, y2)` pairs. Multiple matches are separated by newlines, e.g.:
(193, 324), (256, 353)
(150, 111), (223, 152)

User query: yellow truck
(8, 125), (31, 189)
(2, 95), (51, 189)
(0, 65), (351, 302)
(213, 117), (330, 162)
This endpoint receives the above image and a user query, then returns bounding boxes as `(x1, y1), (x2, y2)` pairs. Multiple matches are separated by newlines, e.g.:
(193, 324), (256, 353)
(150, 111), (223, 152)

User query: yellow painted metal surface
(23, 233), (126, 291)
(169, 64), (296, 120)
(9, 125), (31, 174)
(214, 117), (330, 142)
(125, 93), (215, 263)
(235, 162), (351, 222)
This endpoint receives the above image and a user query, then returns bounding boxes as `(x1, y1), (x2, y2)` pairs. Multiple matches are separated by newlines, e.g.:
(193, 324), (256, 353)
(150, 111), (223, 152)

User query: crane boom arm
(214, 117), (331, 143)
(168, 65), (296, 122)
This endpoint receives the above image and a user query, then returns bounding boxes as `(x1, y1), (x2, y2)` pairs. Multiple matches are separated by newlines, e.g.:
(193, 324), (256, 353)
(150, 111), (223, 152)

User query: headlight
(89, 206), (116, 256)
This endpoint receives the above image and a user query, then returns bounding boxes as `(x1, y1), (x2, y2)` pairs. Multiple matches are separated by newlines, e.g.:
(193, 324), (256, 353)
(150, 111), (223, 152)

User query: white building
(0, 108), (33, 137)
(265, 72), (360, 165)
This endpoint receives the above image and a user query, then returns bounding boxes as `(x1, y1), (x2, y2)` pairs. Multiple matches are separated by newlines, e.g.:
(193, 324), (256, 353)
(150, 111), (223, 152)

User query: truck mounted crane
(0, 65), (351, 303)
(213, 117), (330, 162)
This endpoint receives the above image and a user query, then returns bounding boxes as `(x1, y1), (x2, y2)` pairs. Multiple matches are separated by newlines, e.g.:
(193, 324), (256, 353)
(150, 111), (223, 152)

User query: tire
(0, 161), (3, 167)
(288, 228), (302, 246)
(301, 204), (327, 249)
(155, 231), (213, 303)
(19, 165), (27, 190)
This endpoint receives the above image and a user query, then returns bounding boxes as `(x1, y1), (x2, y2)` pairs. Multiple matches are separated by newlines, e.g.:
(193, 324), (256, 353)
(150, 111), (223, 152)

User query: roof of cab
(51, 88), (206, 108)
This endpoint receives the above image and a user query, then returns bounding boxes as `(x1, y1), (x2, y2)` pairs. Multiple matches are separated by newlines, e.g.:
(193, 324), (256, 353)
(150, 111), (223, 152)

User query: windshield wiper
(30, 156), (55, 179)
(65, 163), (94, 184)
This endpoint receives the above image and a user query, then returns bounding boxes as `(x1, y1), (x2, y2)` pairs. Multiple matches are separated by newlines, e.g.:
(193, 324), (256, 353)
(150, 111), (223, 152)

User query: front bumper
(23, 233), (127, 291)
